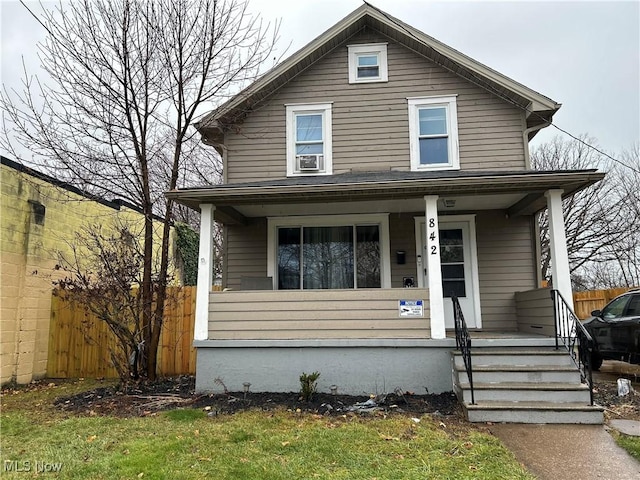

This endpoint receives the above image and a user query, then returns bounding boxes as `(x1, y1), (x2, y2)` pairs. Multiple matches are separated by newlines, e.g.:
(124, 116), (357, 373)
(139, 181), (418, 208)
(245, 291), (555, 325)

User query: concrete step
(452, 350), (574, 368)
(464, 401), (604, 424)
(456, 364), (582, 384)
(468, 338), (557, 348)
(457, 382), (592, 403)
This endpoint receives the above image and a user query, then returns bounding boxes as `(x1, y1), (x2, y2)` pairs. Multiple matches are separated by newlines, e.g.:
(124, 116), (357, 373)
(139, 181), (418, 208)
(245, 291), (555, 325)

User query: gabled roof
(197, 2), (560, 144)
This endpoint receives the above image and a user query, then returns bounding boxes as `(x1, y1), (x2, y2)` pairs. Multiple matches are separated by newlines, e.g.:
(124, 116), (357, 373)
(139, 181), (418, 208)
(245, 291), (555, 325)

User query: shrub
(299, 371), (320, 402)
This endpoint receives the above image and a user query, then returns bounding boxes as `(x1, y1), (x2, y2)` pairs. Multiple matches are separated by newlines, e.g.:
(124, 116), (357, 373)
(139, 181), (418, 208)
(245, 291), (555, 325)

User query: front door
(417, 216), (480, 329)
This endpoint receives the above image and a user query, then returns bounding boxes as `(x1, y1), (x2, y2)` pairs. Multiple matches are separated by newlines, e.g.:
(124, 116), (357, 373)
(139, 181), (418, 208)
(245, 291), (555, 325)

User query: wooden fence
(47, 285), (635, 377)
(47, 286), (199, 378)
(573, 287), (635, 319)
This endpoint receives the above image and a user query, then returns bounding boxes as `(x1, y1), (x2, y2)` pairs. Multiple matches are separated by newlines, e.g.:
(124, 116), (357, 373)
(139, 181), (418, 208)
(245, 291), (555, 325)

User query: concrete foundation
(194, 339), (456, 395)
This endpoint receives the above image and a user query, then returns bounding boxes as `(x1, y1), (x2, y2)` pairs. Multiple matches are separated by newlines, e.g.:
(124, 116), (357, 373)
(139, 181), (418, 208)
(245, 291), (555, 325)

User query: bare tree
(54, 222), (153, 382)
(532, 136), (639, 289)
(2, 0), (278, 380)
(584, 143), (640, 288)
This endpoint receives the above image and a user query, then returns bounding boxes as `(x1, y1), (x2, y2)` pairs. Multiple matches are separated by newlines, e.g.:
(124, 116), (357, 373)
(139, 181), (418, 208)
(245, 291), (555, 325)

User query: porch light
(443, 199), (456, 208)
(330, 385), (338, 395)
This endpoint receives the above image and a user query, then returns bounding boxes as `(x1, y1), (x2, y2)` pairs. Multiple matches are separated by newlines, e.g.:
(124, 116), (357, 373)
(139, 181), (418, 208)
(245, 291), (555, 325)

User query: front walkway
(491, 359), (640, 478)
(490, 423), (640, 480)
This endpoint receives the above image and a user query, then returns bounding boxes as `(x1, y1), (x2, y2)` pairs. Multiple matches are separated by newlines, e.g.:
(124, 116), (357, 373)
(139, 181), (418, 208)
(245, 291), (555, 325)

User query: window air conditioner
(297, 154), (323, 171)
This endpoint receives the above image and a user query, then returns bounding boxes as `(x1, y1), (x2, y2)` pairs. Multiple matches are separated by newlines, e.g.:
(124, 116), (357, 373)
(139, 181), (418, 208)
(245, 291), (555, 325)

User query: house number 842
(428, 218), (437, 255)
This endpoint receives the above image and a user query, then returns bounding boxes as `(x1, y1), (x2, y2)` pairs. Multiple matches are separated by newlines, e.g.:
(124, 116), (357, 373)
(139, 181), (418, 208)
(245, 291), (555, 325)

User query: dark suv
(582, 289), (640, 370)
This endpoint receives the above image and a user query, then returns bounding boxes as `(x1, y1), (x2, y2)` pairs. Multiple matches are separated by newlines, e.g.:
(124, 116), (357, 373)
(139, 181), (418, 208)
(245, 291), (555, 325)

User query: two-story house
(167, 5), (605, 423)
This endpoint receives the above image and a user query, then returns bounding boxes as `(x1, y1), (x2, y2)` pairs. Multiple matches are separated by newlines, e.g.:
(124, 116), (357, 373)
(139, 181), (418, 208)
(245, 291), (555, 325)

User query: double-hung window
(408, 96), (459, 171)
(348, 43), (388, 84)
(286, 103), (332, 176)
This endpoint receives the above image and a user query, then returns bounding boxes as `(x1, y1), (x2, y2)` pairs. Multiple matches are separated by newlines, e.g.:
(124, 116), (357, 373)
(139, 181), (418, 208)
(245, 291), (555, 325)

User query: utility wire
(367, 1), (640, 174)
(18, 0), (640, 174)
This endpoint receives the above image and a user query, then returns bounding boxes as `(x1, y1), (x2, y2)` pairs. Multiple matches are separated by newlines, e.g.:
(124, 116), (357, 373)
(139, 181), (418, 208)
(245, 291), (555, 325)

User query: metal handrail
(550, 289), (594, 405)
(452, 295), (474, 404)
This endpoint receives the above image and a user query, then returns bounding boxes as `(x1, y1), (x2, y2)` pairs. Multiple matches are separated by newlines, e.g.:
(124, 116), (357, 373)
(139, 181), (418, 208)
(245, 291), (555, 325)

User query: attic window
(348, 43), (388, 84)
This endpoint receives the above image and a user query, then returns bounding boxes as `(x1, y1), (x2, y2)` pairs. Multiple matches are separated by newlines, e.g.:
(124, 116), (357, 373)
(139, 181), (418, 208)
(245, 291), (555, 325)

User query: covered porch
(167, 169), (605, 413)
(165, 169), (603, 344)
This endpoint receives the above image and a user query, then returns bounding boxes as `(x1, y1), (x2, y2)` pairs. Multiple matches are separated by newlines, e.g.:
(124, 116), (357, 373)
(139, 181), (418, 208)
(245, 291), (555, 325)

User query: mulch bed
(593, 380), (640, 421)
(51, 376), (461, 418)
(9, 373), (636, 421)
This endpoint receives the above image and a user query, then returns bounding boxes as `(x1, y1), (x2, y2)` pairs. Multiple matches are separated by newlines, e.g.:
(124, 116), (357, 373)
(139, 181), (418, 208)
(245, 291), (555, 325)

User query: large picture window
(408, 96), (459, 171)
(269, 215), (390, 290)
(277, 225), (380, 290)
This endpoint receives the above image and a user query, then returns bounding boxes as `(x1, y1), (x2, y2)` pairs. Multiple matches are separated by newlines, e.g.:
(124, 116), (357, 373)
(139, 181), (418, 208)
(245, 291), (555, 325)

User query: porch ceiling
(166, 169), (604, 224)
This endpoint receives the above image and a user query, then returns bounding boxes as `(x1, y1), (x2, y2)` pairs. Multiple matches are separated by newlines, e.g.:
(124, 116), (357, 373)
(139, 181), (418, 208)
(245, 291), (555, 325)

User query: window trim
(408, 95), (460, 171)
(267, 214), (391, 289)
(348, 43), (388, 84)
(286, 103), (333, 177)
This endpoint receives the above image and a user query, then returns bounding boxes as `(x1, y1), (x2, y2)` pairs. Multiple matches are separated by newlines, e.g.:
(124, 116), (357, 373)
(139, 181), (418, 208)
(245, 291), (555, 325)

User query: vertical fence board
(182, 287), (194, 374)
(573, 287), (636, 319)
(47, 286), (199, 378)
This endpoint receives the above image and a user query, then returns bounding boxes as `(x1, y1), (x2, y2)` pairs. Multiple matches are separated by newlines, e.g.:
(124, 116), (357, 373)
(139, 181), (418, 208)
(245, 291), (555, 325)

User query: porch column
(195, 204), (216, 341)
(425, 195), (445, 339)
(545, 189), (574, 310)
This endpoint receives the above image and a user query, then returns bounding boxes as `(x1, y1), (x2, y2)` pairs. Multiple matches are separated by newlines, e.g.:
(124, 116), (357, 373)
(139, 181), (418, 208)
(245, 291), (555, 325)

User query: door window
(440, 228), (465, 298)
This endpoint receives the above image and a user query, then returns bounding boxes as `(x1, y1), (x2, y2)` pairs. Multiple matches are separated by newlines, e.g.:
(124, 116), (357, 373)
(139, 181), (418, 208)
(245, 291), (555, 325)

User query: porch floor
(446, 331), (552, 339)
(447, 330), (556, 349)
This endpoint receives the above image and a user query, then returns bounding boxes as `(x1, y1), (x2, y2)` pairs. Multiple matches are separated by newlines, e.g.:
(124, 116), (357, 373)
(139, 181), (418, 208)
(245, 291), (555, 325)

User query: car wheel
(590, 352), (603, 371)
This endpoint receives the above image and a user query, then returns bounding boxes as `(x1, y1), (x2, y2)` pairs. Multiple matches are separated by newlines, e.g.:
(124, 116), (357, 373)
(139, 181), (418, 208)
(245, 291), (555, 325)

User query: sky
(1, 0), (639, 158)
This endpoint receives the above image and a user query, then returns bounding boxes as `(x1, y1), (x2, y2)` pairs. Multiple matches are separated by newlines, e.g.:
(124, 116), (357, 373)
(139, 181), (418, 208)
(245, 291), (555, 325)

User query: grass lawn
(613, 432), (640, 461)
(0, 380), (534, 480)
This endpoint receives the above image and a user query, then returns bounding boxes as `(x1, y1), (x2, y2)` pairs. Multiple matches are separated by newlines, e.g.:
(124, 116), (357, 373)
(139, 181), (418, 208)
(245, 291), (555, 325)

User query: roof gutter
(166, 171), (604, 206)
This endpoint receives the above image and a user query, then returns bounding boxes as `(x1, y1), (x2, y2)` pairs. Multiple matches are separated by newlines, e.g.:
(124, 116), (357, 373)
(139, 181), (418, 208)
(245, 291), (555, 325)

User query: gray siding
(223, 210), (538, 333)
(208, 289), (431, 340)
(515, 288), (555, 336)
(476, 211), (537, 331)
(224, 29), (527, 183)
(225, 218), (267, 289)
(389, 213), (418, 288)
(387, 210), (538, 331)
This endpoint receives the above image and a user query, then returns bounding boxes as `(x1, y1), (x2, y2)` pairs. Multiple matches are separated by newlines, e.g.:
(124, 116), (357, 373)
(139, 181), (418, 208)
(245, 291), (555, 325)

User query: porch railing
(550, 289), (594, 405)
(452, 295), (474, 404)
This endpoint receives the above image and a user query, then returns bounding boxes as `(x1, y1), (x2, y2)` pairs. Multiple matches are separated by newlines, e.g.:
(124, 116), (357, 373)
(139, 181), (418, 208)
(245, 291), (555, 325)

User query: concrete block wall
(1, 161), (155, 385)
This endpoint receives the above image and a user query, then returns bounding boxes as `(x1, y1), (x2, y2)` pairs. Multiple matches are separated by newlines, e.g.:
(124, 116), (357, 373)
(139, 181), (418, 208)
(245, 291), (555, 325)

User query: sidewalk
(490, 423), (640, 479)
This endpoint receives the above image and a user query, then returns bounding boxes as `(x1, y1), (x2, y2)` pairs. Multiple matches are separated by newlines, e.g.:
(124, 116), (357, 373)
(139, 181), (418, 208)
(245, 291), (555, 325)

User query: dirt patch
(11, 367), (639, 422)
(52, 376), (461, 418)
(593, 360), (640, 421)
(593, 380), (640, 421)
